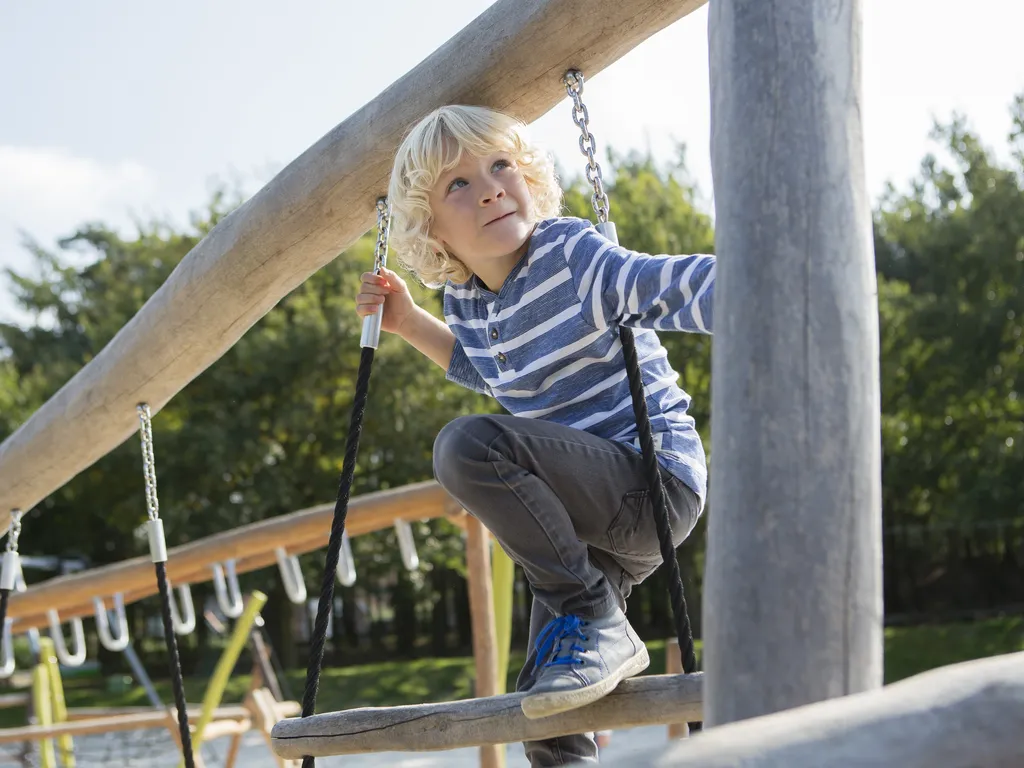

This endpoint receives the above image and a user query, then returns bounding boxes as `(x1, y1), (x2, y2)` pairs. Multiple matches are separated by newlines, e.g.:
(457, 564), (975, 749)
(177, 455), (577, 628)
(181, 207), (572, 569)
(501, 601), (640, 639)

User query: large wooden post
(704, 0), (883, 726)
(464, 516), (504, 768)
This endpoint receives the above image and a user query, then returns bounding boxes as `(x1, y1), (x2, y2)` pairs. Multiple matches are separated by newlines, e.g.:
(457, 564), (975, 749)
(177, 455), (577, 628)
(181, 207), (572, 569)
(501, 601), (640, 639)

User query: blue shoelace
(534, 614), (589, 668)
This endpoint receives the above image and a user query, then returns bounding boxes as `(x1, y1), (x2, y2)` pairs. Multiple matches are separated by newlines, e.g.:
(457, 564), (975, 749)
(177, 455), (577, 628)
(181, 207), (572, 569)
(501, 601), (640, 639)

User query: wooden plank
(65, 705), (252, 722)
(270, 673), (703, 758)
(0, 0), (710, 533)
(464, 516), (503, 768)
(704, 0), (882, 726)
(0, 711), (217, 744)
(665, 638), (688, 740)
(608, 652), (1024, 768)
(197, 718), (251, 741)
(9, 481), (451, 631)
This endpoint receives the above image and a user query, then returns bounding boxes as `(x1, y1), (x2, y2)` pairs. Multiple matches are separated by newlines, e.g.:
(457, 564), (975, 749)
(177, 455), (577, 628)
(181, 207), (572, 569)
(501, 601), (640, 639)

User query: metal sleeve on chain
(0, 552), (18, 591)
(2, 509), (22, 591)
(147, 519), (168, 564)
(360, 197), (392, 350)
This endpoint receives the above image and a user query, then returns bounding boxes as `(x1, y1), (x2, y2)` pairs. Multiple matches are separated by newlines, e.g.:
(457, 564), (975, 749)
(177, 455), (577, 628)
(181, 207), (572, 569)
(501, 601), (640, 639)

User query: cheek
(513, 177), (534, 210)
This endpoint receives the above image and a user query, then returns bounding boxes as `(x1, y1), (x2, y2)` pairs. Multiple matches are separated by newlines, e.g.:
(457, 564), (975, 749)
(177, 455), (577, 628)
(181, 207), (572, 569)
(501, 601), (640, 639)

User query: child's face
(428, 149), (535, 289)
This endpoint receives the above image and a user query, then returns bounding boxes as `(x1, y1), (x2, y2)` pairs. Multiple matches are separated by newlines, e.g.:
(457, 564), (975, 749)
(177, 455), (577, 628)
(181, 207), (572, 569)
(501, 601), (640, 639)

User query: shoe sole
(520, 644), (650, 720)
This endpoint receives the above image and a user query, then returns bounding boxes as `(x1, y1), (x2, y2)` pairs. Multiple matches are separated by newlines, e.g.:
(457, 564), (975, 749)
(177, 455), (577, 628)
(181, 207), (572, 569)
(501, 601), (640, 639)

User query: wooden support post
(705, 0), (882, 726)
(249, 689), (300, 768)
(464, 515), (504, 768)
(665, 639), (689, 740)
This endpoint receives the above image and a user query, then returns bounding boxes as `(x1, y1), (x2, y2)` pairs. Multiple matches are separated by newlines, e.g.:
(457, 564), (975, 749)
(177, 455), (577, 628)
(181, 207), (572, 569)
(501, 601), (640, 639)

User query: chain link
(373, 197), (391, 273)
(5, 510), (22, 554)
(137, 404), (160, 521)
(563, 70), (611, 223)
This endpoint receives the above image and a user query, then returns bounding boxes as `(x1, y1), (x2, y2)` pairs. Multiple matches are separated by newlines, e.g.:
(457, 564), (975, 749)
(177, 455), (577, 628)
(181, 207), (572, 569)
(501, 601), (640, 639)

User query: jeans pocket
(607, 490), (654, 557)
(608, 477), (701, 557)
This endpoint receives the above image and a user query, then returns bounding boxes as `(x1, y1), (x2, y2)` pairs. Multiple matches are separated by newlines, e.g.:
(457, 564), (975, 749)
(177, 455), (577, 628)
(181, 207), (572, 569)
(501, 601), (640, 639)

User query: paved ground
(12, 724), (676, 766)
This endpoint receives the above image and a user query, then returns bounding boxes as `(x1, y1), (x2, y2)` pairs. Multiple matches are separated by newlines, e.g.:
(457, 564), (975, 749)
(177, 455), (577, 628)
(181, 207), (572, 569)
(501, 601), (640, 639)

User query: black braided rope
(300, 345), (376, 768)
(154, 560), (196, 767)
(619, 325), (702, 731)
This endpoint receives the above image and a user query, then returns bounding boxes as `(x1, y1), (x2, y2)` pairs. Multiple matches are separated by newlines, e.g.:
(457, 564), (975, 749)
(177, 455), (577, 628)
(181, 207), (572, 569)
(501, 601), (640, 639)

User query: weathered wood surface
(10, 481), (455, 632)
(611, 652), (1024, 768)
(0, 0), (709, 533)
(705, 0), (882, 726)
(464, 516), (503, 768)
(270, 672), (703, 758)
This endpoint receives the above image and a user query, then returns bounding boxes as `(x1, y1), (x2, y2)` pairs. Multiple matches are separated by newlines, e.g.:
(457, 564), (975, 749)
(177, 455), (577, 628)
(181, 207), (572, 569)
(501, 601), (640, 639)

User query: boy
(356, 105), (714, 766)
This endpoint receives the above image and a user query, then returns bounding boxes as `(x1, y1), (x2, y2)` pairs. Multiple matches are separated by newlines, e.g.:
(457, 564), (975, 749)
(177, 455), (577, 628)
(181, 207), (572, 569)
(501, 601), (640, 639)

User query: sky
(1, 0), (1022, 325)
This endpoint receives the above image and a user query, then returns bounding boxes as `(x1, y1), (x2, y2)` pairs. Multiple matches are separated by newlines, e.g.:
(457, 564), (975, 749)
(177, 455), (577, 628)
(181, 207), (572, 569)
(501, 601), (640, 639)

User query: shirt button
(497, 352), (507, 364)
(490, 328), (498, 340)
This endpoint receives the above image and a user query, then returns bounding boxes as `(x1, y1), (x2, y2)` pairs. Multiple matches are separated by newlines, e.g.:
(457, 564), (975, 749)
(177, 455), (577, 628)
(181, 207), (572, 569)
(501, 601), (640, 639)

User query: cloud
(0, 146), (158, 239)
(0, 146), (159, 322)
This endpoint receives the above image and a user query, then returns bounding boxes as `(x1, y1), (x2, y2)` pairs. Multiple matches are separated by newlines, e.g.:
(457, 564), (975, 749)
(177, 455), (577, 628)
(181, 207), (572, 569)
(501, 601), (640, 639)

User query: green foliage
(2, 92), (1023, 657)
(874, 102), (1024, 526)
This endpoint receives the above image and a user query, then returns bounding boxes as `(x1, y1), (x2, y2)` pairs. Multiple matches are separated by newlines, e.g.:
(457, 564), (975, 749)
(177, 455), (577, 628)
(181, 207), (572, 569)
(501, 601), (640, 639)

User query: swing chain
(372, 197), (391, 274)
(5, 510), (22, 554)
(563, 70), (610, 223)
(137, 404), (160, 521)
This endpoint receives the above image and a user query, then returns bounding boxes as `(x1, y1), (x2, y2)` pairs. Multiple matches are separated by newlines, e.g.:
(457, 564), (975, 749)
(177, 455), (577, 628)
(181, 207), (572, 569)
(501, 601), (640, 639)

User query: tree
(873, 95), (1024, 615)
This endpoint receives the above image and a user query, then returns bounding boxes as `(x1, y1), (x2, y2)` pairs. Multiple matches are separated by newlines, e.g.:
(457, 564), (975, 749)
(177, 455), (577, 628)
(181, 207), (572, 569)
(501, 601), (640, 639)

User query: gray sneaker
(521, 607), (649, 719)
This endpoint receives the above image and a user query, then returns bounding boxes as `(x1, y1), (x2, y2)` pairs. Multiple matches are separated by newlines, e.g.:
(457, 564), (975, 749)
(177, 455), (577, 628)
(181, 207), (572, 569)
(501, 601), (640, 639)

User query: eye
(446, 177), (468, 194)
(492, 158), (513, 172)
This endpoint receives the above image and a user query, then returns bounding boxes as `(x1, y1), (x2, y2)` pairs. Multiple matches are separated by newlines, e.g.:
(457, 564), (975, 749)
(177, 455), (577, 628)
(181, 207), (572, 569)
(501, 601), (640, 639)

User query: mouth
(485, 211), (517, 226)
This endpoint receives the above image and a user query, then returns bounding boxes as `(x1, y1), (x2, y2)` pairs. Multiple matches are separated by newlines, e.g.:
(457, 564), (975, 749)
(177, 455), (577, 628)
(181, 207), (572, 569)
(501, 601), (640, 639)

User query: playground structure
(0, 0), (1021, 767)
(0, 588), (301, 767)
(0, 479), (533, 767)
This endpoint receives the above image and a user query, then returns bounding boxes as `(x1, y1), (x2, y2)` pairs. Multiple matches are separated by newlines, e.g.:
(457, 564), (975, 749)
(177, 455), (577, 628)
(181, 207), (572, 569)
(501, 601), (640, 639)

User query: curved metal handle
(335, 532), (357, 587)
(275, 548), (307, 604)
(47, 609), (87, 667)
(211, 559), (244, 618)
(93, 593), (130, 652)
(10, 557), (40, 654)
(394, 520), (420, 571)
(168, 583), (196, 635)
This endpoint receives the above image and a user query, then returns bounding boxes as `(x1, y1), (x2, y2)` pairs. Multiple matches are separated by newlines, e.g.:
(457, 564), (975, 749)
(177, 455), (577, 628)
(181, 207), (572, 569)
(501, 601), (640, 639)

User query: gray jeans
(433, 414), (701, 767)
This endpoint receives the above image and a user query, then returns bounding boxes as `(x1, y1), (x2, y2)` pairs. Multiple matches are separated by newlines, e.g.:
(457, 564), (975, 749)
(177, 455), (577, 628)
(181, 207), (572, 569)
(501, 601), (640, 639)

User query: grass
(3, 616), (1020, 728)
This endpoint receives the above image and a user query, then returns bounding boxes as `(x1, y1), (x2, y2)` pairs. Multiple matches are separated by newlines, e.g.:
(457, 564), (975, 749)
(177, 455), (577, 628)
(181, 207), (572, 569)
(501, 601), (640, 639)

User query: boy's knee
(432, 414), (503, 492)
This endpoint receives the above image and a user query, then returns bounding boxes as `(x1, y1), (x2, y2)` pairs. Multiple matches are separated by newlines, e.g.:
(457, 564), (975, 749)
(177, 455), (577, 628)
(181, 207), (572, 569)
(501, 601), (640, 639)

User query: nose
(479, 179), (505, 206)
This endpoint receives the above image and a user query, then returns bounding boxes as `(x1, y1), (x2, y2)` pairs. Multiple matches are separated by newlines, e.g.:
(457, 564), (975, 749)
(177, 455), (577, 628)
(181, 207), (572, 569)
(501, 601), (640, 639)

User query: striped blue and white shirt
(443, 216), (716, 501)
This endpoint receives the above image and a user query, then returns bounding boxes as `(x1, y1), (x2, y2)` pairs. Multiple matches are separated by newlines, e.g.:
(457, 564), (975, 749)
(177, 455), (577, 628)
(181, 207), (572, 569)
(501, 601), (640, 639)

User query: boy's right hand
(356, 267), (417, 337)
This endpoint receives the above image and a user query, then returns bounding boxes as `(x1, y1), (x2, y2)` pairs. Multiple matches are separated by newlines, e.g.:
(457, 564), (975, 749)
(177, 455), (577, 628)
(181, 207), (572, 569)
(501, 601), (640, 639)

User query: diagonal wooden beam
(7, 481), (453, 632)
(0, 0), (708, 531)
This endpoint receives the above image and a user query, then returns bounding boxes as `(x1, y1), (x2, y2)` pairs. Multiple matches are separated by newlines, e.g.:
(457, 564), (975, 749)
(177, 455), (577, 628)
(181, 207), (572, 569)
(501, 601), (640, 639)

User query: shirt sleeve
(446, 338), (494, 397)
(561, 218), (715, 334)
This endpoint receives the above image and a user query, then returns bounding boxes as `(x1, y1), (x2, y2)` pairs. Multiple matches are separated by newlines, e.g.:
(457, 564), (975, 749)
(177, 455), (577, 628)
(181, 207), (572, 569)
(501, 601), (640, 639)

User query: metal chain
(4, 510), (22, 554)
(373, 197), (391, 273)
(563, 70), (611, 223)
(137, 404), (160, 521)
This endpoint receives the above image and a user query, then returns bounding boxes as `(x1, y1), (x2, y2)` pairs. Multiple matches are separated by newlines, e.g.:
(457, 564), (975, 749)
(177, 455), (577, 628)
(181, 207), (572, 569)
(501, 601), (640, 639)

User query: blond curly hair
(387, 105), (563, 288)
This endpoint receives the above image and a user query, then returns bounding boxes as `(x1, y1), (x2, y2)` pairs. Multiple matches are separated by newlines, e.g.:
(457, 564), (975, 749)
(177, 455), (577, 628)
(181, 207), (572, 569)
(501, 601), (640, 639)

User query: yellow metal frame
(179, 590), (267, 768)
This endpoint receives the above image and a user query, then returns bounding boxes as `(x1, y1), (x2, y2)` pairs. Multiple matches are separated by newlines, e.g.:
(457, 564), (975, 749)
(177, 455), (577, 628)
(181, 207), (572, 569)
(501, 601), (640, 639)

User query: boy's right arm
(395, 307), (456, 371)
(357, 268), (491, 396)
